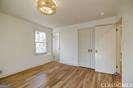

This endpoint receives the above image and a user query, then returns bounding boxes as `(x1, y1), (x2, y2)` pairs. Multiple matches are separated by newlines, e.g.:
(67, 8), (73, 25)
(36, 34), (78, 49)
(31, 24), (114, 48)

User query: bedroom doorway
(53, 32), (60, 61)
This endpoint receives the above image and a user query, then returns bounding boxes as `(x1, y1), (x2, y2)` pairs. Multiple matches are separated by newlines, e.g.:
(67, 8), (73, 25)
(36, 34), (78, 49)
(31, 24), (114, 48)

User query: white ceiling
(0, 0), (119, 28)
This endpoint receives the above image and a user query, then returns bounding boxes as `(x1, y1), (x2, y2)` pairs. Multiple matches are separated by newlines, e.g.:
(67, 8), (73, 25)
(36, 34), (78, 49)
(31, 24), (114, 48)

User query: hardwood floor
(0, 61), (121, 88)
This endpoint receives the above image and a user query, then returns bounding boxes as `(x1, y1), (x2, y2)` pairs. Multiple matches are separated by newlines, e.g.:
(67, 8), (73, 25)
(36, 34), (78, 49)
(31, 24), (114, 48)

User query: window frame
(34, 30), (47, 55)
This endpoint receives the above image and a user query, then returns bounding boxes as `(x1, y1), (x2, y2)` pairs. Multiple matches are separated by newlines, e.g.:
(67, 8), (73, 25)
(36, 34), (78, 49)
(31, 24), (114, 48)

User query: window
(35, 31), (47, 54)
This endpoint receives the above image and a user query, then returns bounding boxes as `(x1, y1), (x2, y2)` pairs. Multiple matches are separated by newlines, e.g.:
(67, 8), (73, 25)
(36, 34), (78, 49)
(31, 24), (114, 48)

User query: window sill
(35, 52), (51, 56)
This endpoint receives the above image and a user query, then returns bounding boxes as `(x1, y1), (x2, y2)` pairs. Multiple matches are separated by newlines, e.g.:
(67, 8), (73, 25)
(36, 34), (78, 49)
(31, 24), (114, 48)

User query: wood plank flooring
(0, 61), (121, 88)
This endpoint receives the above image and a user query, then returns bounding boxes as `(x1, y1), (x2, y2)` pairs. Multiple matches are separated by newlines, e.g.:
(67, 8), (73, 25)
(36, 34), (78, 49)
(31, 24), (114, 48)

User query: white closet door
(78, 29), (95, 68)
(95, 25), (116, 74)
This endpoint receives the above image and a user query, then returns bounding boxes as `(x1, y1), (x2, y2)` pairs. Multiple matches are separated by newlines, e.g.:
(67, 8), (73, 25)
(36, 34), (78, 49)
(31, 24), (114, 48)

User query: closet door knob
(88, 49), (93, 52)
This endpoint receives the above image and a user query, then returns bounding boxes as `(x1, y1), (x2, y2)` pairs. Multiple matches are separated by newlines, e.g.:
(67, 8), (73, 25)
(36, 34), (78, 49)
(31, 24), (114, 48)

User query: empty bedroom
(0, 0), (133, 88)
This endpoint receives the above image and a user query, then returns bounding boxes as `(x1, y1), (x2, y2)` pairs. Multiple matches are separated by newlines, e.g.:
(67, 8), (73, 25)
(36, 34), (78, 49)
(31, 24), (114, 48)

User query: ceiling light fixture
(36, 0), (57, 15)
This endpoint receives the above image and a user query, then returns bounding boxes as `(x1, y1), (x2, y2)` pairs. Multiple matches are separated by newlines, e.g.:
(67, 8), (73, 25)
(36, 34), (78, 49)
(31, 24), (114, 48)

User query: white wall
(0, 13), (53, 78)
(121, 0), (133, 84)
(54, 17), (117, 70)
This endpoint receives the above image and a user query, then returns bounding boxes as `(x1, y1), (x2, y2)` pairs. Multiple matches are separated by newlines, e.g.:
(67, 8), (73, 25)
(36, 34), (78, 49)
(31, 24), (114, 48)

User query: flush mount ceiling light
(36, 0), (57, 15)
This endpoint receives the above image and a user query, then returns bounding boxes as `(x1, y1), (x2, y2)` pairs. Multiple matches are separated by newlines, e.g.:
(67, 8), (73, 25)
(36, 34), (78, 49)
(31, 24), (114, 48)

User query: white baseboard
(0, 59), (53, 78)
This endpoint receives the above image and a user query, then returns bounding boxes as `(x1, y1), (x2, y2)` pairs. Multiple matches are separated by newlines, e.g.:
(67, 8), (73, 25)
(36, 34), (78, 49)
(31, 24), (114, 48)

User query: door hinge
(0, 70), (2, 74)
(116, 65), (118, 68)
